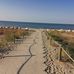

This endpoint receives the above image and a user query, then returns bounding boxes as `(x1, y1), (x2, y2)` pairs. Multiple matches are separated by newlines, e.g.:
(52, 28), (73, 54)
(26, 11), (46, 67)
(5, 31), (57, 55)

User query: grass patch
(48, 30), (74, 59)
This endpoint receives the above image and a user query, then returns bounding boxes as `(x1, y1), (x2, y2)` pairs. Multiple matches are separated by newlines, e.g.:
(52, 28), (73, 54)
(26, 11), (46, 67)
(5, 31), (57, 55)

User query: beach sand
(0, 29), (46, 74)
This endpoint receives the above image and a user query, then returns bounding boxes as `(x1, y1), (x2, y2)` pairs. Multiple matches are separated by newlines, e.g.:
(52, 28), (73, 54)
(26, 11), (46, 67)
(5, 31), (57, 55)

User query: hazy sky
(0, 0), (74, 24)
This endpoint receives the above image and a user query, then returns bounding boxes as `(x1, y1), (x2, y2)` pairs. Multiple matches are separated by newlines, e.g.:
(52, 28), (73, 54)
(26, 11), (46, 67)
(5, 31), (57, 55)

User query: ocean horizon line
(0, 20), (74, 29)
(0, 20), (74, 25)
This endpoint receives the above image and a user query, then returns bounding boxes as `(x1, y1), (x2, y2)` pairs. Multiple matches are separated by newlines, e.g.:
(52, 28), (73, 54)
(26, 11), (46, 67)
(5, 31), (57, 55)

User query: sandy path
(20, 30), (46, 74)
(0, 30), (36, 74)
(0, 29), (46, 74)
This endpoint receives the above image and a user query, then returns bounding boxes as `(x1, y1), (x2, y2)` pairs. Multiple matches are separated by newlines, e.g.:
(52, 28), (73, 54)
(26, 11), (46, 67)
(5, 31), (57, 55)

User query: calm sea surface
(0, 21), (74, 29)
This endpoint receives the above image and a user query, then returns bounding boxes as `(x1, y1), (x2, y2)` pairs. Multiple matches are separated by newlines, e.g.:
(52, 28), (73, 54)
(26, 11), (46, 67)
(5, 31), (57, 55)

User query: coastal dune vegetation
(48, 30), (74, 59)
(0, 27), (33, 58)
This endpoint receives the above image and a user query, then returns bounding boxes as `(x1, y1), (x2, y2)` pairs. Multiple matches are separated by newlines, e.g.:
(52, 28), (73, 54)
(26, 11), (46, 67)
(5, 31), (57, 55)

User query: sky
(0, 0), (74, 24)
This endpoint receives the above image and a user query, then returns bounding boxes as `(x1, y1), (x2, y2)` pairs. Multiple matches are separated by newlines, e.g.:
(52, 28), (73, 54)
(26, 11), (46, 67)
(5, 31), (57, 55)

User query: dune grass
(48, 30), (74, 59)
(0, 28), (33, 56)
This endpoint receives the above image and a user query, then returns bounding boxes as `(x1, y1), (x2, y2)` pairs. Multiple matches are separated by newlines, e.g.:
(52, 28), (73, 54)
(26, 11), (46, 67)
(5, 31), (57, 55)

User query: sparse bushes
(23, 31), (29, 36)
(0, 28), (32, 47)
(48, 31), (74, 58)
(0, 28), (34, 58)
(5, 31), (14, 42)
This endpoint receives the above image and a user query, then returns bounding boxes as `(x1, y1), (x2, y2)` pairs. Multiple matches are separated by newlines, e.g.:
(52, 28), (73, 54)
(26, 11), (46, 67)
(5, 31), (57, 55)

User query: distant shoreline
(0, 21), (74, 29)
(0, 20), (74, 25)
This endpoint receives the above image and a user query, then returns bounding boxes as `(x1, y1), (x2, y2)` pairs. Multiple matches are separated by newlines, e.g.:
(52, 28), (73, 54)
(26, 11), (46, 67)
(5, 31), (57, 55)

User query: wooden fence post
(59, 48), (62, 61)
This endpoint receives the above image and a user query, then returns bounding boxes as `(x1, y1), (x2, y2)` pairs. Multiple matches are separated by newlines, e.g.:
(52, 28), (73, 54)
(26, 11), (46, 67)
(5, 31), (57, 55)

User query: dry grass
(48, 30), (74, 58)
(0, 28), (31, 47)
(0, 28), (33, 56)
